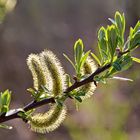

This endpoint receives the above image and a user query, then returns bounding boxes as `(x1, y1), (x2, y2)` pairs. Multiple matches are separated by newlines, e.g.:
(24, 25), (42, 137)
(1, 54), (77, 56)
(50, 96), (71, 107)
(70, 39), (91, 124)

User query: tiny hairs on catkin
(27, 54), (48, 90)
(28, 105), (67, 133)
(40, 50), (67, 96)
(78, 56), (97, 100)
(27, 50), (67, 133)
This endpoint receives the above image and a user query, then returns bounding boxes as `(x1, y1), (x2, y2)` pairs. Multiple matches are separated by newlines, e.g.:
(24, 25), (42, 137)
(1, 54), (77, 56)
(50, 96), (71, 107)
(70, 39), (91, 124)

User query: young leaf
(98, 26), (109, 62)
(112, 61), (122, 71)
(75, 96), (82, 103)
(107, 25), (118, 59)
(129, 27), (134, 39)
(128, 21), (140, 50)
(107, 54), (132, 76)
(0, 90), (11, 114)
(27, 88), (37, 98)
(115, 11), (125, 46)
(75, 90), (86, 97)
(91, 52), (101, 66)
(132, 57), (140, 63)
(0, 124), (13, 130)
(18, 110), (27, 119)
(133, 21), (140, 35)
(129, 31), (140, 50)
(63, 53), (75, 70)
(121, 55), (133, 71)
(79, 50), (90, 70)
(74, 39), (84, 66)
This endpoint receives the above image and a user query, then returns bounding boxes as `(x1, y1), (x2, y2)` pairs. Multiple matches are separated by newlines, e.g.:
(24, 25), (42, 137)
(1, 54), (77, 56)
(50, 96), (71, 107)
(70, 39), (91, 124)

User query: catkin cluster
(27, 50), (67, 133)
(27, 50), (97, 133)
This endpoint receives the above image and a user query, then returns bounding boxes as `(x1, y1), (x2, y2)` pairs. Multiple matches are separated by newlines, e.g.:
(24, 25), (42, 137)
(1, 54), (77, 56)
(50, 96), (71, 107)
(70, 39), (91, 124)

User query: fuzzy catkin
(27, 54), (47, 90)
(40, 50), (66, 96)
(28, 105), (67, 133)
(28, 50), (67, 133)
(79, 56), (97, 100)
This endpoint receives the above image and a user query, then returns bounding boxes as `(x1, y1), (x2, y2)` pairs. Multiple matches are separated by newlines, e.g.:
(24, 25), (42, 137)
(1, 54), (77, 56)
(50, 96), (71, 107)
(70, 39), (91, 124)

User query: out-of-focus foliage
(65, 87), (131, 140)
(0, 0), (17, 22)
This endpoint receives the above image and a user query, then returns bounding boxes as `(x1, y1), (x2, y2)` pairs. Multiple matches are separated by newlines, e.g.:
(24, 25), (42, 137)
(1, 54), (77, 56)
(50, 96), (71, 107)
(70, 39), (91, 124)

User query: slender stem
(64, 64), (111, 93)
(0, 63), (111, 123)
(0, 98), (56, 122)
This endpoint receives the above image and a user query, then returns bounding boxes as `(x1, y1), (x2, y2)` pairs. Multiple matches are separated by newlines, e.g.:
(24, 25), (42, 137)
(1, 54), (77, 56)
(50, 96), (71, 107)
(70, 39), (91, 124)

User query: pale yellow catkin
(28, 50), (67, 133)
(29, 105), (67, 133)
(27, 54), (48, 90)
(40, 50), (66, 96)
(78, 56), (97, 100)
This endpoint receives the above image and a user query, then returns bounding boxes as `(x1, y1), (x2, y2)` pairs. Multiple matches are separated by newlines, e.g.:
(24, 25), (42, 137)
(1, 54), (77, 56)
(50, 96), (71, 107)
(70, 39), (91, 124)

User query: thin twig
(0, 64), (111, 123)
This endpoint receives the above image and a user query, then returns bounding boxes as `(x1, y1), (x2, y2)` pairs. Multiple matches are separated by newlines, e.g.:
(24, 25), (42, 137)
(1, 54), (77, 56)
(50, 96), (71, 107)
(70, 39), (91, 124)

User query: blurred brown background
(0, 0), (140, 140)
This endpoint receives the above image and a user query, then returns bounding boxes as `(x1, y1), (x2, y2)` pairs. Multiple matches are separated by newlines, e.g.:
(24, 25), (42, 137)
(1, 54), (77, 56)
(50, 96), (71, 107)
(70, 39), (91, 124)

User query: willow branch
(0, 49), (129, 123)
(0, 63), (111, 123)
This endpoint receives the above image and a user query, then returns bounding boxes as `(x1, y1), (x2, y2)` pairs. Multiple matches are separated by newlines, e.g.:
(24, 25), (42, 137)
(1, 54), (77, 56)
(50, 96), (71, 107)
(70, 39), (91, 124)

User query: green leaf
(0, 124), (13, 130)
(73, 39), (85, 78)
(132, 57), (140, 63)
(115, 12), (123, 31)
(129, 30), (140, 50)
(74, 39), (84, 66)
(18, 111), (27, 119)
(55, 98), (63, 107)
(0, 90), (11, 113)
(98, 26), (109, 62)
(98, 26), (107, 41)
(63, 53), (75, 70)
(17, 108), (35, 120)
(94, 75), (107, 84)
(121, 55), (133, 71)
(94, 75), (101, 82)
(115, 12), (125, 46)
(128, 21), (140, 50)
(27, 86), (52, 101)
(1, 90), (11, 106)
(75, 96), (82, 103)
(108, 12), (125, 47)
(76, 91), (86, 97)
(107, 25), (118, 59)
(133, 21), (140, 35)
(129, 27), (134, 38)
(25, 109), (35, 117)
(2, 105), (8, 113)
(108, 54), (132, 76)
(65, 74), (72, 87)
(112, 61), (122, 71)
(91, 52), (101, 66)
(27, 88), (36, 97)
(79, 50), (90, 70)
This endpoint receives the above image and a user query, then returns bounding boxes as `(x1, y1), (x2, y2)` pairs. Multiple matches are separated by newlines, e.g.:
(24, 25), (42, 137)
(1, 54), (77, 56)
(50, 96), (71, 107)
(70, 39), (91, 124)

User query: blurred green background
(0, 0), (140, 140)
